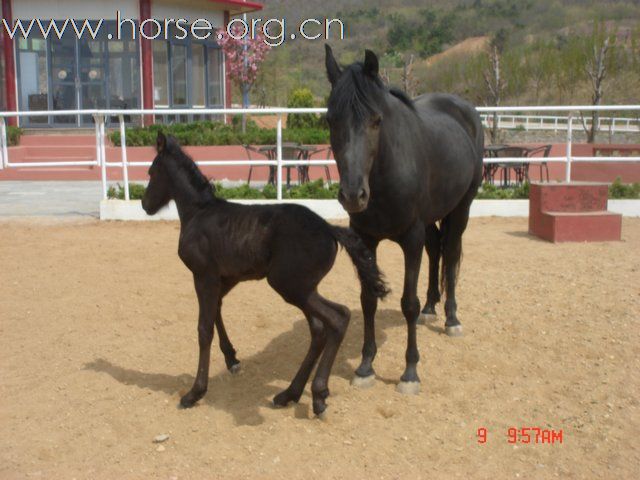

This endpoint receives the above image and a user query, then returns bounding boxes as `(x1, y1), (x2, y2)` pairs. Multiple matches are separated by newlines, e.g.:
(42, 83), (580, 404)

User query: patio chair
(526, 144), (552, 182)
(244, 144), (274, 185)
(300, 146), (333, 185)
(494, 146), (530, 186)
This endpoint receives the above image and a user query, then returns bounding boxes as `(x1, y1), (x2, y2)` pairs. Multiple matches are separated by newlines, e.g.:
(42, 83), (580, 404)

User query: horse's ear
(363, 49), (379, 78)
(325, 44), (341, 85)
(156, 132), (167, 153)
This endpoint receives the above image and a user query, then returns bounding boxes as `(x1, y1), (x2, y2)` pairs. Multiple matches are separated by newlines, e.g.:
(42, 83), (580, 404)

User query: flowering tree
(218, 25), (271, 113)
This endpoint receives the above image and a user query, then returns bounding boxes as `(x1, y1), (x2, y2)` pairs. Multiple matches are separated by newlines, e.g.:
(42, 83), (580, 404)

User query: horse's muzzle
(338, 187), (369, 213)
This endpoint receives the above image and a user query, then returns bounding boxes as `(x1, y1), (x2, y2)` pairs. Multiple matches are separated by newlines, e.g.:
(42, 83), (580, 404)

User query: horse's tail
(330, 226), (390, 300)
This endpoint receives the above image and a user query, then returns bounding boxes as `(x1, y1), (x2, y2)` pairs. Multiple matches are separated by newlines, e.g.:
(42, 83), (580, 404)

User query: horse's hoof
(395, 381), (421, 395)
(351, 374), (376, 389)
(315, 409), (329, 421)
(445, 325), (464, 337)
(418, 313), (438, 325)
(228, 363), (241, 375)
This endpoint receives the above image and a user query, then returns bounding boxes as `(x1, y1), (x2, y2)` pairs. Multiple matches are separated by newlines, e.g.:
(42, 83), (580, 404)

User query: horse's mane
(165, 137), (216, 201)
(388, 87), (416, 111)
(328, 63), (416, 122)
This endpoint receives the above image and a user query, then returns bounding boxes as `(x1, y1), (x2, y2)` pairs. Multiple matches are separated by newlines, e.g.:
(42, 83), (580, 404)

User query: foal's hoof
(312, 400), (327, 417)
(315, 409), (329, 421)
(272, 389), (300, 408)
(351, 374), (376, 389)
(395, 381), (421, 395)
(179, 390), (205, 408)
(445, 325), (464, 337)
(418, 313), (438, 325)
(228, 363), (241, 375)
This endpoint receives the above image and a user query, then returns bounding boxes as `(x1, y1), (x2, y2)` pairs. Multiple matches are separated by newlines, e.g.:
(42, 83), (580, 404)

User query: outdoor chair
(526, 144), (552, 182)
(300, 146), (333, 185)
(494, 146), (531, 186)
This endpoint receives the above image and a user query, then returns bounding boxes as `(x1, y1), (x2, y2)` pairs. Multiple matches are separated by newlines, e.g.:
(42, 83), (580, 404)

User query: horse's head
(141, 132), (173, 215)
(325, 45), (384, 213)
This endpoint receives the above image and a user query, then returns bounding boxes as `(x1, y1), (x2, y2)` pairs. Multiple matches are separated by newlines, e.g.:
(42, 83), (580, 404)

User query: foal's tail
(330, 226), (390, 299)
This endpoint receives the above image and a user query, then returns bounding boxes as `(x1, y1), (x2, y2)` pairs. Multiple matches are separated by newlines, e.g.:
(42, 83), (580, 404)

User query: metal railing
(479, 113), (640, 133)
(0, 105), (639, 202)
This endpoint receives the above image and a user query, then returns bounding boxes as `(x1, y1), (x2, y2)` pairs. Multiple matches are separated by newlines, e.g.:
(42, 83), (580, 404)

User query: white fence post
(97, 115), (108, 200)
(276, 114), (283, 201)
(566, 111), (573, 182)
(0, 117), (6, 170)
(94, 116), (101, 167)
(119, 115), (130, 201)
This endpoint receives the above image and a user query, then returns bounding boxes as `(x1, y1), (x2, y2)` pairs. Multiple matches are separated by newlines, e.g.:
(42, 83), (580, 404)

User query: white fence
(479, 113), (640, 133)
(1, 105), (639, 203)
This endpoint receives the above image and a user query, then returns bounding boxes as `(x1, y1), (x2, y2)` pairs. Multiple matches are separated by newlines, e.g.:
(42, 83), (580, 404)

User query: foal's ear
(363, 49), (379, 78)
(325, 44), (342, 85)
(156, 132), (167, 153)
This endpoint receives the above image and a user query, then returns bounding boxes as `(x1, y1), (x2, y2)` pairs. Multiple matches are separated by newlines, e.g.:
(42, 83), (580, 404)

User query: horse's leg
(353, 234), (380, 388)
(306, 292), (351, 416)
(215, 279), (240, 373)
(273, 315), (326, 408)
(420, 222), (441, 324)
(396, 222), (425, 395)
(440, 195), (473, 338)
(180, 273), (220, 408)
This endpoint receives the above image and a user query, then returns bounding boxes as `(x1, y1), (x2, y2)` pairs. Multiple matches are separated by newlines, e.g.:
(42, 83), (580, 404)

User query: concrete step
(531, 210), (622, 242)
(529, 182), (609, 213)
(19, 134), (97, 147)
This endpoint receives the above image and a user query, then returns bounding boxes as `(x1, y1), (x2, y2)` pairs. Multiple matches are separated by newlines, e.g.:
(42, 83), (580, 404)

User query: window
(192, 44), (206, 108)
(152, 41), (169, 107)
(17, 32), (49, 124)
(152, 27), (224, 115)
(208, 47), (223, 106)
(171, 44), (188, 105)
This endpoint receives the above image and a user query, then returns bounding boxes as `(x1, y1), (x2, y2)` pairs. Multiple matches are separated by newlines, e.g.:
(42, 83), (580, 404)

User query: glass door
(78, 38), (107, 126)
(49, 33), (79, 126)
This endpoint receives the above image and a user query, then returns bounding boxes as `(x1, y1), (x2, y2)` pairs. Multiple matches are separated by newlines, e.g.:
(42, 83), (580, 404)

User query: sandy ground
(1, 217), (639, 479)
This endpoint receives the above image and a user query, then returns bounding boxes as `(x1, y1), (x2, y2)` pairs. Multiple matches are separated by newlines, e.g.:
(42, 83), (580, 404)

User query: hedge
(109, 120), (330, 147)
(107, 179), (640, 201)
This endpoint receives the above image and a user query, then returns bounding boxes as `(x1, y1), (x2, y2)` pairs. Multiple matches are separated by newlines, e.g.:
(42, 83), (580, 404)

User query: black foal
(142, 133), (388, 416)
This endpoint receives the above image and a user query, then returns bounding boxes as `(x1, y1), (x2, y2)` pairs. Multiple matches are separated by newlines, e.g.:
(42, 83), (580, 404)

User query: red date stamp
(477, 427), (563, 444)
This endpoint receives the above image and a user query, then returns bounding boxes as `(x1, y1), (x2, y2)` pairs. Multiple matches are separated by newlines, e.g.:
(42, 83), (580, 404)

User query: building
(0, 0), (263, 127)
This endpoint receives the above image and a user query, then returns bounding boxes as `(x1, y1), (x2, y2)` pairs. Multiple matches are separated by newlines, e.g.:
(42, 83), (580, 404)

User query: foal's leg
(420, 223), (442, 323)
(273, 315), (326, 408)
(306, 292), (351, 416)
(396, 222), (425, 395)
(180, 273), (220, 408)
(440, 196), (473, 337)
(215, 305), (240, 373)
(353, 235), (380, 388)
(215, 279), (240, 373)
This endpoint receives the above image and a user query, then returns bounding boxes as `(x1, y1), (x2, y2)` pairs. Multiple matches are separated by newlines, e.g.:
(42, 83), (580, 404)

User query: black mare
(324, 46), (483, 393)
(141, 133), (388, 416)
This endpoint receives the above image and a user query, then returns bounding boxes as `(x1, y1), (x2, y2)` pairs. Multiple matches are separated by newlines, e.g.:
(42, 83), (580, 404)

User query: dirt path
(1, 218), (639, 479)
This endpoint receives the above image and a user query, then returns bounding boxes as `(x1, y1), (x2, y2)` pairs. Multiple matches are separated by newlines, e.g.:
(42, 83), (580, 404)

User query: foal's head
(142, 132), (214, 215)
(325, 45), (386, 213)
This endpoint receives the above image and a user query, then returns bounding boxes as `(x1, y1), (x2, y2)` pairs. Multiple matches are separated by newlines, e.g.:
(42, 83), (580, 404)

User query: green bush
(107, 180), (338, 201)
(7, 126), (22, 146)
(287, 88), (325, 130)
(609, 177), (640, 199)
(476, 181), (530, 199)
(109, 120), (329, 147)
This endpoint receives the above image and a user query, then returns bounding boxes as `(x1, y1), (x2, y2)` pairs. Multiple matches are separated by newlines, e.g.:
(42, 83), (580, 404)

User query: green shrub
(609, 177), (640, 199)
(287, 88), (325, 130)
(107, 180), (338, 201)
(109, 120), (329, 147)
(7, 126), (22, 146)
(476, 181), (530, 199)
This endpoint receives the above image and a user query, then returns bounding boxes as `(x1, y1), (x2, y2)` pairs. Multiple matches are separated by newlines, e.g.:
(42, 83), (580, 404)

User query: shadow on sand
(84, 308), (437, 426)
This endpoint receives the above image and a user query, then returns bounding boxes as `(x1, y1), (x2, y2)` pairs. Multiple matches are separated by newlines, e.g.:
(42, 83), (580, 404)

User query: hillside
(247, 0), (640, 108)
